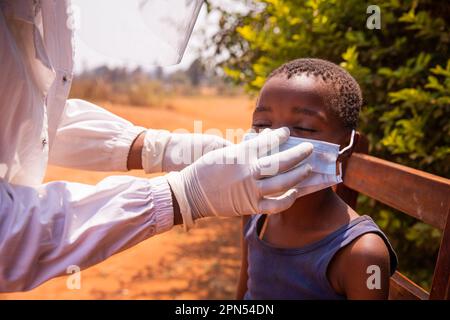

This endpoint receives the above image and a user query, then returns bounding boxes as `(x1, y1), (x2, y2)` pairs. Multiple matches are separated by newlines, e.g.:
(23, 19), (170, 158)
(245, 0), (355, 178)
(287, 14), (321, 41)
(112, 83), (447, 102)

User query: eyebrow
(292, 106), (327, 121)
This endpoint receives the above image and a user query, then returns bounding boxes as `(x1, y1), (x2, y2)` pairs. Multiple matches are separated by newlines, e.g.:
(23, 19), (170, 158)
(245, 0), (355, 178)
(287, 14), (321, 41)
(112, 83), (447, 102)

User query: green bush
(207, 0), (450, 289)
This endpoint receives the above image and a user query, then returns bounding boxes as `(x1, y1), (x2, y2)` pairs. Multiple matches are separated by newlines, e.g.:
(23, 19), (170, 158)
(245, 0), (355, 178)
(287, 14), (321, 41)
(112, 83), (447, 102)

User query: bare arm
(127, 131), (145, 170)
(331, 233), (391, 300)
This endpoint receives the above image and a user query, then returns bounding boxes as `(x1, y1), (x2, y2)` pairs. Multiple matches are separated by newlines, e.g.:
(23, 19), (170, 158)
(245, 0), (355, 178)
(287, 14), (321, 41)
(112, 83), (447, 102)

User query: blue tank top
(243, 214), (398, 300)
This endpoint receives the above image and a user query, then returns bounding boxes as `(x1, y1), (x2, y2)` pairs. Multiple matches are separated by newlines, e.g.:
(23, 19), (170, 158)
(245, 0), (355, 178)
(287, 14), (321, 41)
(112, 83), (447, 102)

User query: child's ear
(337, 130), (360, 162)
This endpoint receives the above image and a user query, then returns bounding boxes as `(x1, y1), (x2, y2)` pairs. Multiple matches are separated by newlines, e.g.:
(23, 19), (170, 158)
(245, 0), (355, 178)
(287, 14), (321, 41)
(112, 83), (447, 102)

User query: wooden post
(430, 208), (450, 300)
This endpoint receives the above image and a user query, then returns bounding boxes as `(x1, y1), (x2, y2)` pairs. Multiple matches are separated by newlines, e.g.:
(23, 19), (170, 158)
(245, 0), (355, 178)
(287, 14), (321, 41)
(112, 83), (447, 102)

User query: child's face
(252, 74), (351, 147)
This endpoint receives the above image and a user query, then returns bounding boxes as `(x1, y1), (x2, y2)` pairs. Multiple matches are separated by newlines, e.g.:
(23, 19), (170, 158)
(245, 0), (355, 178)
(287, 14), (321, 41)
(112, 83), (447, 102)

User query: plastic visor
(71, 0), (204, 66)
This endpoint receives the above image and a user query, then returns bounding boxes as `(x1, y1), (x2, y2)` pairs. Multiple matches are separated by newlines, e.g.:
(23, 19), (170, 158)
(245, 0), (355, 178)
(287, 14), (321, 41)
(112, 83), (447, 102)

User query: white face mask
(243, 130), (355, 198)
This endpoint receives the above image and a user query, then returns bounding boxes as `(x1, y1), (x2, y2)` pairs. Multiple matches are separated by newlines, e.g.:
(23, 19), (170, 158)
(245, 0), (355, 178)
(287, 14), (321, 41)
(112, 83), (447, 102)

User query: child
(237, 58), (397, 300)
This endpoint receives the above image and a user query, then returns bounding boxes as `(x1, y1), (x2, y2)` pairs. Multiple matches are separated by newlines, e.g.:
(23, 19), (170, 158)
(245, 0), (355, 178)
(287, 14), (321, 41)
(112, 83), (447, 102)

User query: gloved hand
(142, 129), (231, 173)
(166, 127), (313, 230)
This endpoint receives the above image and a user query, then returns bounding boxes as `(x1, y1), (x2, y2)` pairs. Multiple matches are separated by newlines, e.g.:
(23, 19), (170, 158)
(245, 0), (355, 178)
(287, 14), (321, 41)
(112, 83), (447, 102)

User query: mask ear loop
(338, 129), (355, 155)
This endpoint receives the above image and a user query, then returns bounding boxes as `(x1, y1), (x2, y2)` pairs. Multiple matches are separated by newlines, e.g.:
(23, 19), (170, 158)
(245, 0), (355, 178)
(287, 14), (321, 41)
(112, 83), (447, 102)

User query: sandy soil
(0, 95), (254, 300)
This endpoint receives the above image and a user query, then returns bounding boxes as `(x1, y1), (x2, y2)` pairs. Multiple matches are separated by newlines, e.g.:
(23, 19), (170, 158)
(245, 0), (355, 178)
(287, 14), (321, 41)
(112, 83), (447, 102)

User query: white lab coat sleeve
(49, 99), (146, 171)
(0, 175), (174, 292)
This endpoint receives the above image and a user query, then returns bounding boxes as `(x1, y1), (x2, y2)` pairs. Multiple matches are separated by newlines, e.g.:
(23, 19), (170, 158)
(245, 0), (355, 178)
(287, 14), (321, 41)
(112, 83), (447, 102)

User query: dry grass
(0, 95), (254, 300)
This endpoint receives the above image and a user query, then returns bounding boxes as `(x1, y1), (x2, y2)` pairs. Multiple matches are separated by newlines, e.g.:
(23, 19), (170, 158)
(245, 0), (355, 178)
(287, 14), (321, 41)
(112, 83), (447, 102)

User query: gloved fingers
(258, 188), (299, 215)
(260, 128), (273, 134)
(246, 127), (291, 158)
(258, 163), (312, 196)
(255, 142), (313, 178)
(206, 135), (232, 150)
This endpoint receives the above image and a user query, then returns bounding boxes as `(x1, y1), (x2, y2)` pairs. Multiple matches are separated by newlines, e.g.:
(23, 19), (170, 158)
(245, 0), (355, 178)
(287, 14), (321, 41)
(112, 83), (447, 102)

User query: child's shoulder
(333, 199), (392, 269)
(327, 195), (397, 294)
(327, 227), (393, 298)
(336, 231), (391, 267)
(325, 197), (398, 297)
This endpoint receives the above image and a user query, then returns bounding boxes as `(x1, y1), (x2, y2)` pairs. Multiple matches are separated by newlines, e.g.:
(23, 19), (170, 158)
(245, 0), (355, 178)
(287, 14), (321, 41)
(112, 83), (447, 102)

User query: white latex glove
(166, 127), (313, 230)
(142, 129), (231, 173)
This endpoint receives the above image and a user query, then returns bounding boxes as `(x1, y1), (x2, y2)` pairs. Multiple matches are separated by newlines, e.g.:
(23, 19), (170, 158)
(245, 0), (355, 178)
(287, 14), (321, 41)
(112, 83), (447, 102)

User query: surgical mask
(243, 130), (355, 198)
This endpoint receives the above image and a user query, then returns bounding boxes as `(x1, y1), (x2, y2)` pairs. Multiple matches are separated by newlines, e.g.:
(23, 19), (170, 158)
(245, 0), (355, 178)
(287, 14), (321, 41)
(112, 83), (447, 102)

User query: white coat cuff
(142, 129), (172, 173)
(151, 176), (175, 234)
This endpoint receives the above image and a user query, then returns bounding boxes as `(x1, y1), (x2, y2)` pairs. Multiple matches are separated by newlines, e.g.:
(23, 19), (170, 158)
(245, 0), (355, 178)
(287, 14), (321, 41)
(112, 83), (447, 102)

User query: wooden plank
(343, 153), (450, 230)
(389, 271), (429, 300)
(430, 209), (450, 299)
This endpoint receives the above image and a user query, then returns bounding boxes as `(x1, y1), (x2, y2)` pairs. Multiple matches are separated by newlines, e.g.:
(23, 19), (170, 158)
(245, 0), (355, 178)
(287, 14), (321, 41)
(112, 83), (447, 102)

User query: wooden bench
(336, 137), (450, 300)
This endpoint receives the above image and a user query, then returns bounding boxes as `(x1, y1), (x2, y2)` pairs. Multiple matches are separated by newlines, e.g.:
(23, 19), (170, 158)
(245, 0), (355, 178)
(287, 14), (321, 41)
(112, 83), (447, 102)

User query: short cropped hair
(268, 58), (363, 129)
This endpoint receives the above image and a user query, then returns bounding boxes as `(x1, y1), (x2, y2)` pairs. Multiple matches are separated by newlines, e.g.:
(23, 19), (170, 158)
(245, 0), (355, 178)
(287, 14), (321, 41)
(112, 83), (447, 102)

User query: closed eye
(293, 126), (317, 133)
(253, 123), (271, 128)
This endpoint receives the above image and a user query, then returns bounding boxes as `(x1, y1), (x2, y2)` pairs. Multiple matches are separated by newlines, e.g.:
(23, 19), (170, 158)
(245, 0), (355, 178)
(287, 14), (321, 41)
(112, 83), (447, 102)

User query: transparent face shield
(71, 0), (204, 66)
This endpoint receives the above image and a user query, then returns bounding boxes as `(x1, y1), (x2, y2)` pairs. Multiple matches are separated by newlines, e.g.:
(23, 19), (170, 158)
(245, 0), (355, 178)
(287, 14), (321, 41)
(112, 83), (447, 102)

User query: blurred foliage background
(205, 0), (449, 289)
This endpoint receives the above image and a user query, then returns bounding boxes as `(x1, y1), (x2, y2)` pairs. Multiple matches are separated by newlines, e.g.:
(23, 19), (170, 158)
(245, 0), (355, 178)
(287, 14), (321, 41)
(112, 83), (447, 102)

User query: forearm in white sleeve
(0, 175), (173, 292)
(49, 99), (145, 171)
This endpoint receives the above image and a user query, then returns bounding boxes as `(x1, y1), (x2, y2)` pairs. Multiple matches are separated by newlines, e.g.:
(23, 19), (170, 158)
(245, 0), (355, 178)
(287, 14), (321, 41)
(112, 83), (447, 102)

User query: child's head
(252, 58), (362, 153)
